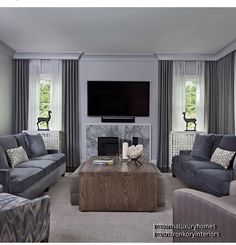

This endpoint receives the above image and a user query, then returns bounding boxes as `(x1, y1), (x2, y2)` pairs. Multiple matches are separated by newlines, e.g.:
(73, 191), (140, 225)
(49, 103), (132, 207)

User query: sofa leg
(40, 237), (49, 242)
(172, 173), (176, 177)
(45, 187), (49, 192)
(61, 173), (65, 177)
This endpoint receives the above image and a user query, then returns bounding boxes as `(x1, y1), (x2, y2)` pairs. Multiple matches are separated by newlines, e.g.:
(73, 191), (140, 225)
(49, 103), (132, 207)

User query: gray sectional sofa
(0, 133), (66, 199)
(172, 134), (236, 197)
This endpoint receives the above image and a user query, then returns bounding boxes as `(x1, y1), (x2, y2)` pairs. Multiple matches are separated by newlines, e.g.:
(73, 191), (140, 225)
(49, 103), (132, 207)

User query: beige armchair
(173, 181), (236, 242)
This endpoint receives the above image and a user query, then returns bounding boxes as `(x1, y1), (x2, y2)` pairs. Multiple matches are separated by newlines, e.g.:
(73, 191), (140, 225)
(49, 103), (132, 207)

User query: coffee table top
(79, 156), (158, 174)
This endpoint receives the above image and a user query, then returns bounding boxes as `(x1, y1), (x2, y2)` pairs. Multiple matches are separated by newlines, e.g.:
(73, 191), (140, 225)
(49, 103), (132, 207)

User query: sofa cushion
(190, 134), (214, 160)
(14, 133), (28, 156)
(9, 167), (46, 194)
(16, 159), (58, 175)
(32, 153), (66, 167)
(219, 135), (236, 152)
(182, 160), (225, 177)
(196, 169), (234, 196)
(211, 134), (224, 155)
(172, 154), (204, 166)
(0, 193), (29, 210)
(0, 135), (18, 151)
(0, 145), (9, 169)
(25, 134), (47, 158)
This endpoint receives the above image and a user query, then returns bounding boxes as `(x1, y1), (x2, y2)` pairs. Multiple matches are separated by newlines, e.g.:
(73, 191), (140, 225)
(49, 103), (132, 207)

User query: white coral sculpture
(126, 144), (143, 159)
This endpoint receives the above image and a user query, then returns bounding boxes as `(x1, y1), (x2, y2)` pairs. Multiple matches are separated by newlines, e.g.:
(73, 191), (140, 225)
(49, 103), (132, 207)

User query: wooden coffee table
(78, 156), (158, 212)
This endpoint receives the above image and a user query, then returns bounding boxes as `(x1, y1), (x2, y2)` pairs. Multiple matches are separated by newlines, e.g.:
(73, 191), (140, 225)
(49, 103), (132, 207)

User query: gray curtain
(205, 52), (235, 134)
(157, 60), (173, 172)
(62, 60), (80, 170)
(12, 59), (29, 134)
(204, 61), (218, 133)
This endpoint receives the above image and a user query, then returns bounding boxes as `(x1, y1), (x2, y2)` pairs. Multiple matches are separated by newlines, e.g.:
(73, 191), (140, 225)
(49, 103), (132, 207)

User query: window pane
(185, 80), (197, 130)
(40, 80), (51, 118)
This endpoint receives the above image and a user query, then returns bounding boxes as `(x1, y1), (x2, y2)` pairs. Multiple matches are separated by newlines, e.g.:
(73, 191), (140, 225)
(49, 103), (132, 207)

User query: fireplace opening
(98, 137), (119, 156)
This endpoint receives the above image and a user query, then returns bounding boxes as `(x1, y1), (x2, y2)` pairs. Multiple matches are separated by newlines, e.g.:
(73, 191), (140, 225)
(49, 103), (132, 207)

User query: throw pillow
(210, 147), (235, 169)
(6, 146), (29, 168)
(25, 134), (47, 158)
(0, 145), (9, 169)
(14, 132), (29, 156)
(219, 135), (236, 152)
(190, 133), (214, 160)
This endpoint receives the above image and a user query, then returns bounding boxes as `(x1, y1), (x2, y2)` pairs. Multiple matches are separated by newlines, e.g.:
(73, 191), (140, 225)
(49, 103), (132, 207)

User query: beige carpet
(46, 173), (186, 242)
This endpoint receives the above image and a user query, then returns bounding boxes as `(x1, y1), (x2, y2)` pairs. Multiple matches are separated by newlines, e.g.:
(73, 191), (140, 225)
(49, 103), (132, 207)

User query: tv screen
(87, 81), (150, 116)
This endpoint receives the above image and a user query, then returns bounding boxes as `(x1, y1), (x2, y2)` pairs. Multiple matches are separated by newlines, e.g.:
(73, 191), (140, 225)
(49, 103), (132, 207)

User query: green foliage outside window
(185, 80), (197, 130)
(40, 80), (51, 118)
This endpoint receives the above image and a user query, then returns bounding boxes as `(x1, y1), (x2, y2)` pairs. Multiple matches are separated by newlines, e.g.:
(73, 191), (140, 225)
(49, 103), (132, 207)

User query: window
(39, 79), (51, 117)
(172, 61), (205, 131)
(28, 60), (62, 131)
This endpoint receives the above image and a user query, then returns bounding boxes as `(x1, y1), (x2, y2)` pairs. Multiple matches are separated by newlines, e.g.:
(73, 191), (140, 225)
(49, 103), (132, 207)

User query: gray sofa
(172, 134), (236, 197)
(0, 133), (66, 199)
(173, 183), (236, 242)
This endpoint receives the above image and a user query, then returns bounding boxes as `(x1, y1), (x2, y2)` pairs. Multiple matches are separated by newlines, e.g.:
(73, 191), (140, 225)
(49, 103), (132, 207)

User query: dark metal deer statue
(182, 112), (197, 131)
(37, 110), (52, 131)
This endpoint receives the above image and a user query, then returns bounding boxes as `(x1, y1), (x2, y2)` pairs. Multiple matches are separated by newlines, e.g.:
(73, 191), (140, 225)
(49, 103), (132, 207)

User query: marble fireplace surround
(86, 124), (152, 161)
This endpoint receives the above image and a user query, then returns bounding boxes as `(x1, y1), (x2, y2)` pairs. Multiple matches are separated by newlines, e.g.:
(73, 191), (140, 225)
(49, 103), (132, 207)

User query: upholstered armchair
(0, 193), (50, 242)
(173, 181), (236, 242)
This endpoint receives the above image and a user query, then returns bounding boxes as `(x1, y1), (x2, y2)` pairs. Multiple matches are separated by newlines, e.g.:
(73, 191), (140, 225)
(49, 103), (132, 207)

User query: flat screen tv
(87, 81), (150, 116)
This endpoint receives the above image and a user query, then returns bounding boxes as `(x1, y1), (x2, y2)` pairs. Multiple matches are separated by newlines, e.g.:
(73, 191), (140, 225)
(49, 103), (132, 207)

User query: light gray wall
(79, 55), (158, 163)
(0, 43), (14, 135)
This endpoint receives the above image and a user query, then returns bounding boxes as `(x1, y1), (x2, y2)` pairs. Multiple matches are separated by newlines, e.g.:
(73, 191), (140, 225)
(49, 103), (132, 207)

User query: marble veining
(86, 124), (151, 160)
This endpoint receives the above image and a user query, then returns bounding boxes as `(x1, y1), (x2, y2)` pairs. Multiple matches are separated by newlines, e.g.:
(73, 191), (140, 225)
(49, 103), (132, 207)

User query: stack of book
(93, 158), (114, 165)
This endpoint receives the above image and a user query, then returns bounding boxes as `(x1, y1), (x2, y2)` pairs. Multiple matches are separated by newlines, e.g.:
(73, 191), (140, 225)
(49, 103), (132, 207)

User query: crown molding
(13, 52), (82, 60)
(214, 39), (236, 60)
(81, 53), (157, 62)
(157, 53), (215, 61)
(157, 39), (236, 61)
(0, 40), (15, 57)
(12, 39), (236, 61)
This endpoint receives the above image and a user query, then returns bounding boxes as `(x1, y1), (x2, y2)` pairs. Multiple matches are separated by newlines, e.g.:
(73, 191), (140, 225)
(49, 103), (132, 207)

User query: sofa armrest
(179, 150), (191, 155)
(0, 194), (50, 242)
(233, 157), (236, 179)
(173, 188), (236, 242)
(0, 169), (10, 192)
(229, 180), (236, 197)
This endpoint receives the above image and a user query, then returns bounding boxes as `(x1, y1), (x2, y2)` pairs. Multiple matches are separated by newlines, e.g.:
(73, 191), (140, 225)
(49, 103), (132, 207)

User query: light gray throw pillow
(210, 147), (235, 169)
(6, 146), (29, 168)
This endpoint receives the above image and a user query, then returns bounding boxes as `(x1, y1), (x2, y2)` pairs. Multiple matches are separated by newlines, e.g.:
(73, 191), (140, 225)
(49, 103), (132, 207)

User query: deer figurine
(37, 110), (52, 131)
(182, 112), (197, 131)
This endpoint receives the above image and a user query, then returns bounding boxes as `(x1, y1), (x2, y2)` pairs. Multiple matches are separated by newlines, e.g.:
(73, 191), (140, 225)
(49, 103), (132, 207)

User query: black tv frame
(87, 81), (150, 117)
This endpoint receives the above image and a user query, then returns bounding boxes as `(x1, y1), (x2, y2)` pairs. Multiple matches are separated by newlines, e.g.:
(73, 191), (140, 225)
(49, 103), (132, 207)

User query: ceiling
(0, 8), (236, 54)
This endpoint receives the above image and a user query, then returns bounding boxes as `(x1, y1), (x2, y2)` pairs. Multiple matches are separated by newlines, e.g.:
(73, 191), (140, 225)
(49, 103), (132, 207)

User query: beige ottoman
(70, 164), (166, 207)
(70, 167), (80, 205)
